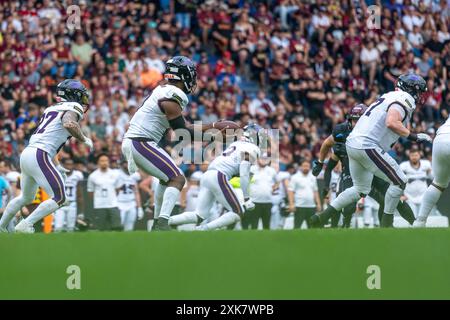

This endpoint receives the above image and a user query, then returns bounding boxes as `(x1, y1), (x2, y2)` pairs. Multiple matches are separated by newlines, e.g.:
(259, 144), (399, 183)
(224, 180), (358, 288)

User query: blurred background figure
(288, 160), (321, 229)
(53, 158), (84, 232)
(87, 154), (123, 231)
(247, 155), (277, 230)
(117, 160), (143, 231)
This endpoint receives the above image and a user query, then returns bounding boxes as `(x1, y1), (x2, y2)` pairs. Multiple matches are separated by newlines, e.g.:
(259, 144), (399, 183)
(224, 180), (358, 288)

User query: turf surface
(0, 228), (449, 299)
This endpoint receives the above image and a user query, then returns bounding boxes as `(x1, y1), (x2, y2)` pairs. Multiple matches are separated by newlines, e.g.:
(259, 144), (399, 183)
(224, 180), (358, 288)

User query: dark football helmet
(164, 56), (197, 94)
(56, 79), (90, 107)
(396, 73), (427, 105)
(348, 103), (367, 120)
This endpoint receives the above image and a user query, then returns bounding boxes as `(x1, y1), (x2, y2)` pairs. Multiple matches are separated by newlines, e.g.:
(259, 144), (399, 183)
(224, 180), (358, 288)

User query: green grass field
(1, 228), (450, 300)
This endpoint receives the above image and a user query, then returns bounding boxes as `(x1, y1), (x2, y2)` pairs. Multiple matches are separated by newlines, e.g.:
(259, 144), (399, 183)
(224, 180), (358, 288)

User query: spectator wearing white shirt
(246, 158), (278, 230)
(87, 154), (124, 231)
(360, 40), (380, 86)
(248, 90), (276, 118)
(143, 47), (165, 74)
(288, 161), (321, 229)
(311, 7), (331, 43)
(408, 25), (424, 56)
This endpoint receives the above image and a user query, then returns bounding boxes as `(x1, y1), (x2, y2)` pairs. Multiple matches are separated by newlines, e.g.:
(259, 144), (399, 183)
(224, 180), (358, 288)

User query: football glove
(243, 198), (255, 211)
(312, 160), (323, 176)
(137, 207), (144, 220)
(417, 133), (432, 143)
(83, 137), (93, 149)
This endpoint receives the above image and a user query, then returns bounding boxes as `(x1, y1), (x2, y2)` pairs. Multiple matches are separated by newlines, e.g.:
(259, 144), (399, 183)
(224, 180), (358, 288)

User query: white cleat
(195, 225), (208, 231)
(0, 226), (8, 233)
(14, 220), (35, 233)
(413, 219), (426, 228)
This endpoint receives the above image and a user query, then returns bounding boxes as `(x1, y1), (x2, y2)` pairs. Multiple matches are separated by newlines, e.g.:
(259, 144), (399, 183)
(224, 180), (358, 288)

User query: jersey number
(35, 111), (59, 134)
(65, 186), (74, 197)
(365, 98), (385, 117)
(120, 184), (134, 194)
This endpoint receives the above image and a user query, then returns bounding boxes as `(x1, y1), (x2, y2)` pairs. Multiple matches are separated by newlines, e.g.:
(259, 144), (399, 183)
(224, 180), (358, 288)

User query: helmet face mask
(164, 56), (197, 94)
(243, 123), (265, 146)
(396, 73), (427, 106)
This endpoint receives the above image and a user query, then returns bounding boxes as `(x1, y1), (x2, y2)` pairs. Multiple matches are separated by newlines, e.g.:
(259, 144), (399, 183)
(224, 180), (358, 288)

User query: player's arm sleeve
(323, 156), (339, 188)
(239, 160), (252, 200)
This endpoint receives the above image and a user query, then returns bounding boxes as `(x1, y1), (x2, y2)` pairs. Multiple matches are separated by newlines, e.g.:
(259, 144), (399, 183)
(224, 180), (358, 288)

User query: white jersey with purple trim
(65, 170), (84, 205)
(346, 90), (415, 152)
(208, 141), (261, 178)
(125, 84), (189, 143)
(28, 101), (84, 158)
(117, 171), (141, 204)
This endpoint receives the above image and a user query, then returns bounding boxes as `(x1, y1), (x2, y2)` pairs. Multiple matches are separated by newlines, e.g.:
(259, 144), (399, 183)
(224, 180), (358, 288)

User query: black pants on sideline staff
(242, 202), (272, 230)
(92, 207), (122, 231)
(294, 207), (316, 229)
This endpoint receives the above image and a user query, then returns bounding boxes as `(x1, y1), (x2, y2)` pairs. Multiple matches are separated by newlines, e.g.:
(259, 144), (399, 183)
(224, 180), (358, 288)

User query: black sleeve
(168, 115), (194, 136)
(323, 157), (339, 188)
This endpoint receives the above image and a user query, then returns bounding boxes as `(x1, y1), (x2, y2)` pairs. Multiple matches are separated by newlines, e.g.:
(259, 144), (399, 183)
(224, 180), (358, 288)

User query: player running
(311, 74), (430, 228)
(122, 56), (233, 231)
(414, 115), (450, 227)
(312, 103), (416, 227)
(168, 124), (262, 231)
(0, 79), (93, 233)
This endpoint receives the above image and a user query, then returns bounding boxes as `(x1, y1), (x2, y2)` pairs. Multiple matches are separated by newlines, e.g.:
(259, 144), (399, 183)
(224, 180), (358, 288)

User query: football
(212, 120), (240, 131)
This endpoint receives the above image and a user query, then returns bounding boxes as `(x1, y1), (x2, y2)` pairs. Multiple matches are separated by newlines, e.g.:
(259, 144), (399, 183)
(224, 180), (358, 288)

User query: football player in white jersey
(0, 79), (93, 233)
(400, 149), (432, 217)
(122, 56), (226, 231)
(168, 124), (262, 230)
(53, 158), (84, 232)
(117, 160), (144, 231)
(414, 116), (450, 227)
(311, 74), (430, 228)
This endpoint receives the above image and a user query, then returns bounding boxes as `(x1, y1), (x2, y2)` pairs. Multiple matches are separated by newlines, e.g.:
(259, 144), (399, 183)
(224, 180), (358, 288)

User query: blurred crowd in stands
(0, 0), (449, 175)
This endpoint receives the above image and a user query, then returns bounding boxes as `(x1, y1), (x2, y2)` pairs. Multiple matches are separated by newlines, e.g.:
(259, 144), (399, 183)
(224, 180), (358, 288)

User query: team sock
(24, 199), (60, 225)
(397, 200), (416, 225)
(169, 212), (199, 226)
(154, 183), (167, 219)
(318, 205), (339, 225)
(159, 186), (180, 219)
(381, 213), (394, 228)
(202, 212), (240, 230)
(417, 185), (442, 221)
(0, 196), (27, 229)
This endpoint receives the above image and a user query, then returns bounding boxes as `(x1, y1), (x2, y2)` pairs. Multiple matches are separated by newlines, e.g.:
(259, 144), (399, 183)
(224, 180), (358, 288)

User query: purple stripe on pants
(36, 149), (66, 205)
(365, 149), (404, 186)
(217, 171), (242, 214)
(132, 140), (180, 179)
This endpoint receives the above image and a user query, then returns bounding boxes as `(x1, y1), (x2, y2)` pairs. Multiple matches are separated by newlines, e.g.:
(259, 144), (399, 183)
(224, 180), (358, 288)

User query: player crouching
(169, 124), (263, 230)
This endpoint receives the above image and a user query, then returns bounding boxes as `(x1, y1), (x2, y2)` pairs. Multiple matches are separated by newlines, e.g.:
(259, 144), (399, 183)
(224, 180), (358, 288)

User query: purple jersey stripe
(36, 149), (66, 205)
